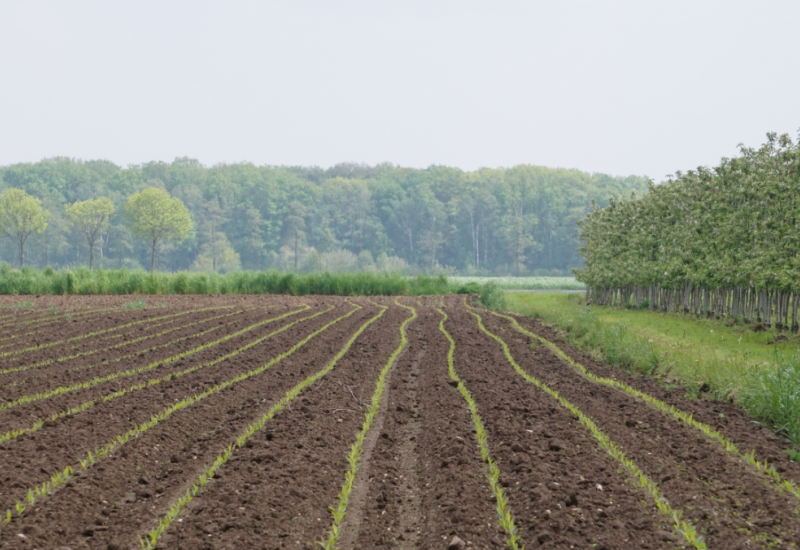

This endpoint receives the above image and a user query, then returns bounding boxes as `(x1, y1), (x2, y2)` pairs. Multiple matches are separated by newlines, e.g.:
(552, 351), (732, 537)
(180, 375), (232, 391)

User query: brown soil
(0, 295), (797, 549)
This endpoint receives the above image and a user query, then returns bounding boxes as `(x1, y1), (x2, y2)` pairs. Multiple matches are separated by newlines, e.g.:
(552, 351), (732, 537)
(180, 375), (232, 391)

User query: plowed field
(0, 295), (798, 549)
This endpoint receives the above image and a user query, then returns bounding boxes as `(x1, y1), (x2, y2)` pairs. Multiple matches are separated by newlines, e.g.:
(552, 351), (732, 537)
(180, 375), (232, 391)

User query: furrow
(0, 306), (246, 377)
(319, 299), (416, 549)
(487, 306), (800, 503)
(0, 306), (232, 359)
(465, 302), (707, 549)
(0, 305), (310, 413)
(436, 307), (524, 550)
(138, 303), (382, 549)
(0, 303), (361, 525)
(0, 306), (332, 445)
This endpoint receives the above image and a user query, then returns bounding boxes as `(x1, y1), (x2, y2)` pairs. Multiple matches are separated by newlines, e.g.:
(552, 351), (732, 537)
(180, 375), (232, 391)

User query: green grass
(449, 276), (585, 290)
(504, 292), (800, 447)
(0, 266), (453, 296)
(0, 266), (581, 296)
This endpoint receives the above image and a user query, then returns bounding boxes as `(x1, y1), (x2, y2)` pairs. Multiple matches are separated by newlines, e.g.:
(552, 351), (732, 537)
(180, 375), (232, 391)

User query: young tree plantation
(577, 132), (800, 332)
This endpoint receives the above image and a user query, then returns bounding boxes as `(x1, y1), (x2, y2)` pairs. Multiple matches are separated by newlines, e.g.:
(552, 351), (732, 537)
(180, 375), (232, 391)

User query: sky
(1, 1), (798, 181)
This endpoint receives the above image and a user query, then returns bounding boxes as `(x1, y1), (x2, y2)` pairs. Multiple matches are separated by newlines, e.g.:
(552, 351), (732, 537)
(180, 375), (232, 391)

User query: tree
(0, 188), (49, 267)
(282, 201), (307, 271)
(65, 197), (115, 269)
(191, 232), (241, 273)
(123, 188), (192, 272)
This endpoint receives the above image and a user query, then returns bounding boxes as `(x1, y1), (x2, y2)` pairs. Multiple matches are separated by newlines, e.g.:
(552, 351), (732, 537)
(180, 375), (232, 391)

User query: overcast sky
(1, 1), (798, 181)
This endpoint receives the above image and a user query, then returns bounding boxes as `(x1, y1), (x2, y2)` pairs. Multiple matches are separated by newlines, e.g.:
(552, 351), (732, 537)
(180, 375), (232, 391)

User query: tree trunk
(294, 235), (298, 272)
(19, 242), (24, 267)
(151, 239), (157, 273)
(89, 245), (94, 270)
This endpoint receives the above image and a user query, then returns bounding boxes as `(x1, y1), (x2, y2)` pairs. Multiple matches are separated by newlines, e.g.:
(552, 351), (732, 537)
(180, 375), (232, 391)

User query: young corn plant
(435, 307), (523, 550)
(319, 299), (416, 550)
(1, 306), (239, 375)
(0, 306), (329, 445)
(0, 305), (311, 412)
(466, 299), (706, 550)
(486, 307), (800, 504)
(6, 303), (362, 524)
(140, 302), (387, 550)
(0, 306), (226, 359)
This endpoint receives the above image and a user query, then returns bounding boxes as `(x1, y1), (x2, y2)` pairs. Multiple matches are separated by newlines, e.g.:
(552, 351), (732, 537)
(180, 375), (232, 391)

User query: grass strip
(138, 302), (384, 549)
(435, 307), (523, 550)
(2, 303), (362, 525)
(0, 306), (232, 358)
(488, 307), (800, 504)
(0, 307), (248, 376)
(466, 301), (707, 550)
(318, 299), (415, 549)
(0, 305), (310, 412)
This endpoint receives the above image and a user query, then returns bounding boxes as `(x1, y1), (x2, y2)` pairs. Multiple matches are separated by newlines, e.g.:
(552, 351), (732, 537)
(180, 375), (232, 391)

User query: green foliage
(576, 132), (800, 330)
(0, 157), (646, 274)
(124, 188), (192, 272)
(479, 282), (507, 310)
(65, 197), (115, 268)
(0, 188), (50, 266)
(0, 267), (476, 296)
(743, 354), (800, 446)
(121, 298), (147, 310)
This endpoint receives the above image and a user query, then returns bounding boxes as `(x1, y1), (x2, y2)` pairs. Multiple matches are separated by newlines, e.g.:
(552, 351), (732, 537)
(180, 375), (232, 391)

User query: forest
(0, 158), (646, 275)
(577, 132), (800, 331)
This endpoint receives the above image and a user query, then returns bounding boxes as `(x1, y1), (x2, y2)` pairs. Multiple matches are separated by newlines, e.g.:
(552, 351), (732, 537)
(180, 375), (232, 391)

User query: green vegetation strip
(3, 303), (361, 525)
(318, 299), (414, 549)
(0, 306), (228, 358)
(0, 306), (333, 446)
(489, 307), (800, 503)
(466, 302), (707, 549)
(139, 302), (383, 549)
(0, 307), (239, 375)
(0, 305), (310, 412)
(436, 307), (523, 550)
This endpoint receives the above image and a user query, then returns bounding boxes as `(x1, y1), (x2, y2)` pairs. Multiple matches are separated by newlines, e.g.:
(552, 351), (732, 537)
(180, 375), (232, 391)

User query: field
(449, 276), (585, 290)
(1, 295), (799, 549)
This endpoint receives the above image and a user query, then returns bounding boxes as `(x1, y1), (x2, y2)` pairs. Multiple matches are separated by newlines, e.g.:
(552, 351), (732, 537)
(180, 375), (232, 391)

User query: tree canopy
(0, 188), (49, 267)
(65, 197), (115, 269)
(0, 157), (647, 274)
(123, 188), (193, 272)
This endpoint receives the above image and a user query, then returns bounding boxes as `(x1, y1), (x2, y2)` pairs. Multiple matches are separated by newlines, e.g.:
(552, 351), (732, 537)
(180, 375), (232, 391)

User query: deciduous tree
(123, 188), (192, 272)
(65, 197), (115, 269)
(0, 188), (49, 267)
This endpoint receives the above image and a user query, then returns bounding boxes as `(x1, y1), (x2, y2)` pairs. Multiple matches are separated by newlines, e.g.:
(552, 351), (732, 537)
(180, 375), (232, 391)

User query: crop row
(436, 306), (523, 550)
(0, 307), (329, 445)
(0, 306), (239, 376)
(0, 305), (108, 334)
(0, 305), (309, 412)
(465, 301), (707, 549)
(319, 299), (415, 549)
(486, 307), (800, 504)
(139, 301), (378, 549)
(0, 305), (234, 359)
(4, 302), (361, 525)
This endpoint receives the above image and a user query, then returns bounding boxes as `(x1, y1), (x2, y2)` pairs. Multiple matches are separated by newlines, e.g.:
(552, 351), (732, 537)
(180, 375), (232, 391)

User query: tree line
(0, 158), (646, 275)
(576, 132), (800, 332)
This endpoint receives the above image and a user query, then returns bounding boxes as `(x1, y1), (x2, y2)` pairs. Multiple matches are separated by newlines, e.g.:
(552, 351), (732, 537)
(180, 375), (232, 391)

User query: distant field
(449, 276), (585, 290)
